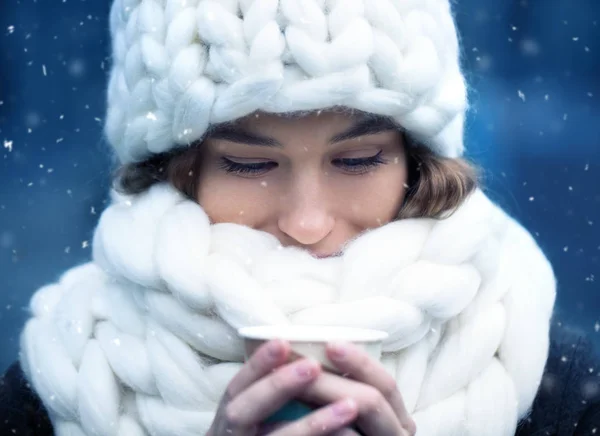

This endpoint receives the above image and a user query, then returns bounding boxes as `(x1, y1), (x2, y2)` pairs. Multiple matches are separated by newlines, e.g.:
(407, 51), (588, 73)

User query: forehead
(228, 109), (388, 133)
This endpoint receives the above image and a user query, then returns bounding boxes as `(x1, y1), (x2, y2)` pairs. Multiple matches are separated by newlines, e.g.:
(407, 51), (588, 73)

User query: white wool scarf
(20, 184), (556, 435)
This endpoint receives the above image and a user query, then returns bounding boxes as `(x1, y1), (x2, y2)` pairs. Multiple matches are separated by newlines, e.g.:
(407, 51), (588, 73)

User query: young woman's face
(196, 111), (408, 258)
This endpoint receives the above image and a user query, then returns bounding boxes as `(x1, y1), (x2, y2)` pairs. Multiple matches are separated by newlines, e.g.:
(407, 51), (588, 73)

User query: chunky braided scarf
(20, 184), (556, 435)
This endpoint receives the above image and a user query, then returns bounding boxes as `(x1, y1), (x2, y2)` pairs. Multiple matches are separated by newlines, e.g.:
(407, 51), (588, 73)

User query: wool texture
(20, 184), (556, 435)
(105, 0), (468, 163)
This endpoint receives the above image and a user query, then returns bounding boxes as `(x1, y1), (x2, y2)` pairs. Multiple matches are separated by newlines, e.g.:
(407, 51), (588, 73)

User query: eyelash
(218, 151), (387, 176)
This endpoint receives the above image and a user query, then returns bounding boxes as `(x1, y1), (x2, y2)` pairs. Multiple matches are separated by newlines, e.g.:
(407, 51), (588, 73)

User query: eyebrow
(329, 116), (398, 143)
(207, 116), (398, 148)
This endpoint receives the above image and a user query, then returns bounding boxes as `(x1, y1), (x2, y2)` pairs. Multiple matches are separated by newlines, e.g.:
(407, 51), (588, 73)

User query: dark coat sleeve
(516, 322), (600, 436)
(0, 362), (53, 436)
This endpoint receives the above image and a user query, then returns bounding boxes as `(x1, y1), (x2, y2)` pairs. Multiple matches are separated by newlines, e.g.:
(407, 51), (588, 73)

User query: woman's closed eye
(218, 150), (388, 177)
(332, 150), (387, 174)
(218, 158), (277, 176)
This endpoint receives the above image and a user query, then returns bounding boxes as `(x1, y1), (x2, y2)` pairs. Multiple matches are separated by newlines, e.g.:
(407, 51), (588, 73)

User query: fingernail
(328, 342), (347, 360)
(333, 398), (357, 418)
(295, 359), (318, 379)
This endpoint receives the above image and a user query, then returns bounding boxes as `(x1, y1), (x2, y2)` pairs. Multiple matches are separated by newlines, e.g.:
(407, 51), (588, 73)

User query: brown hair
(399, 143), (478, 219)
(114, 139), (478, 220)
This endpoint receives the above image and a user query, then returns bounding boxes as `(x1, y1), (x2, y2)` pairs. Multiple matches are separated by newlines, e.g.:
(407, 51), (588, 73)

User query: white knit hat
(105, 0), (468, 164)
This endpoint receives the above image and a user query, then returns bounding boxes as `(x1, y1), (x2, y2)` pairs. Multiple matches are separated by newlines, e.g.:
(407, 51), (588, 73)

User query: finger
(224, 358), (321, 429)
(327, 341), (414, 430)
(226, 339), (291, 400)
(298, 371), (402, 436)
(326, 428), (362, 436)
(269, 398), (359, 436)
(256, 423), (286, 435)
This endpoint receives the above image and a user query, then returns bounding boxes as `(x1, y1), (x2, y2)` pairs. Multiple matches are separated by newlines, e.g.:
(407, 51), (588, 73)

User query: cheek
(334, 163), (407, 225)
(196, 174), (274, 225)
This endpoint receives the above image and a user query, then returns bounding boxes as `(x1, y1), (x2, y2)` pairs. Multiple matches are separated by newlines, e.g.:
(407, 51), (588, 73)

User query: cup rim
(238, 325), (389, 343)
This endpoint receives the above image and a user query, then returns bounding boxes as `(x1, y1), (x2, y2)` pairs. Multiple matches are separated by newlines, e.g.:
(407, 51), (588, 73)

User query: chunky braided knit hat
(105, 0), (468, 164)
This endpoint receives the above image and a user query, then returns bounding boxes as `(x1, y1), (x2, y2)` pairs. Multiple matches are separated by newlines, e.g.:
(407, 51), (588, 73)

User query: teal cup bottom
(262, 400), (363, 435)
(263, 400), (314, 423)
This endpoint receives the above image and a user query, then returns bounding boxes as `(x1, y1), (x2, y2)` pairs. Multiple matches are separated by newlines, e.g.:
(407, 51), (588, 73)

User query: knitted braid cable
(19, 184), (556, 435)
(105, 0), (468, 163)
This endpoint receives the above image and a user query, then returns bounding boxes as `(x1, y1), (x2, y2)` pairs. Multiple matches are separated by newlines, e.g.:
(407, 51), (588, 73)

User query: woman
(2, 0), (599, 435)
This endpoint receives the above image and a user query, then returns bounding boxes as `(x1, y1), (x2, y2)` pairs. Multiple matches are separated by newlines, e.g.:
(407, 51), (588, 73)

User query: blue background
(0, 0), (598, 373)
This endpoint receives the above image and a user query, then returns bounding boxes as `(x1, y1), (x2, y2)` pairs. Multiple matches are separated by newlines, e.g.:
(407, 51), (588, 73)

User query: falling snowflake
(518, 90), (526, 102)
(521, 39), (540, 56)
(3, 139), (13, 152)
(581, 379), (600, 400)
(594, 322), (600, 332)
(7, 25), (14, 34)
(68, 59), (85, 78)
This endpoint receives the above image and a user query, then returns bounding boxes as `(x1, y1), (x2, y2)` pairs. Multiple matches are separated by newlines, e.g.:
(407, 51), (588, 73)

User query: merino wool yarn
(20, 184), (556, 435)
(105, 0), (468, 163)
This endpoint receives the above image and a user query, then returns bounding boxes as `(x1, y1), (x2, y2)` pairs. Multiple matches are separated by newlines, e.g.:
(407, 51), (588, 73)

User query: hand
(207, 339), (360, 436)
(297, 342), (417, 436)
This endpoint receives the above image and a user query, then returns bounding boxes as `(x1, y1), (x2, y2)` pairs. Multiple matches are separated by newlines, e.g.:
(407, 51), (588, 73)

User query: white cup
(238, 325), (389, 373)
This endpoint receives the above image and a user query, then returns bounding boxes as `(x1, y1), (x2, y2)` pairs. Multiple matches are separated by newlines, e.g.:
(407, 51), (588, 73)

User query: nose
(277, 177), (335, 247)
